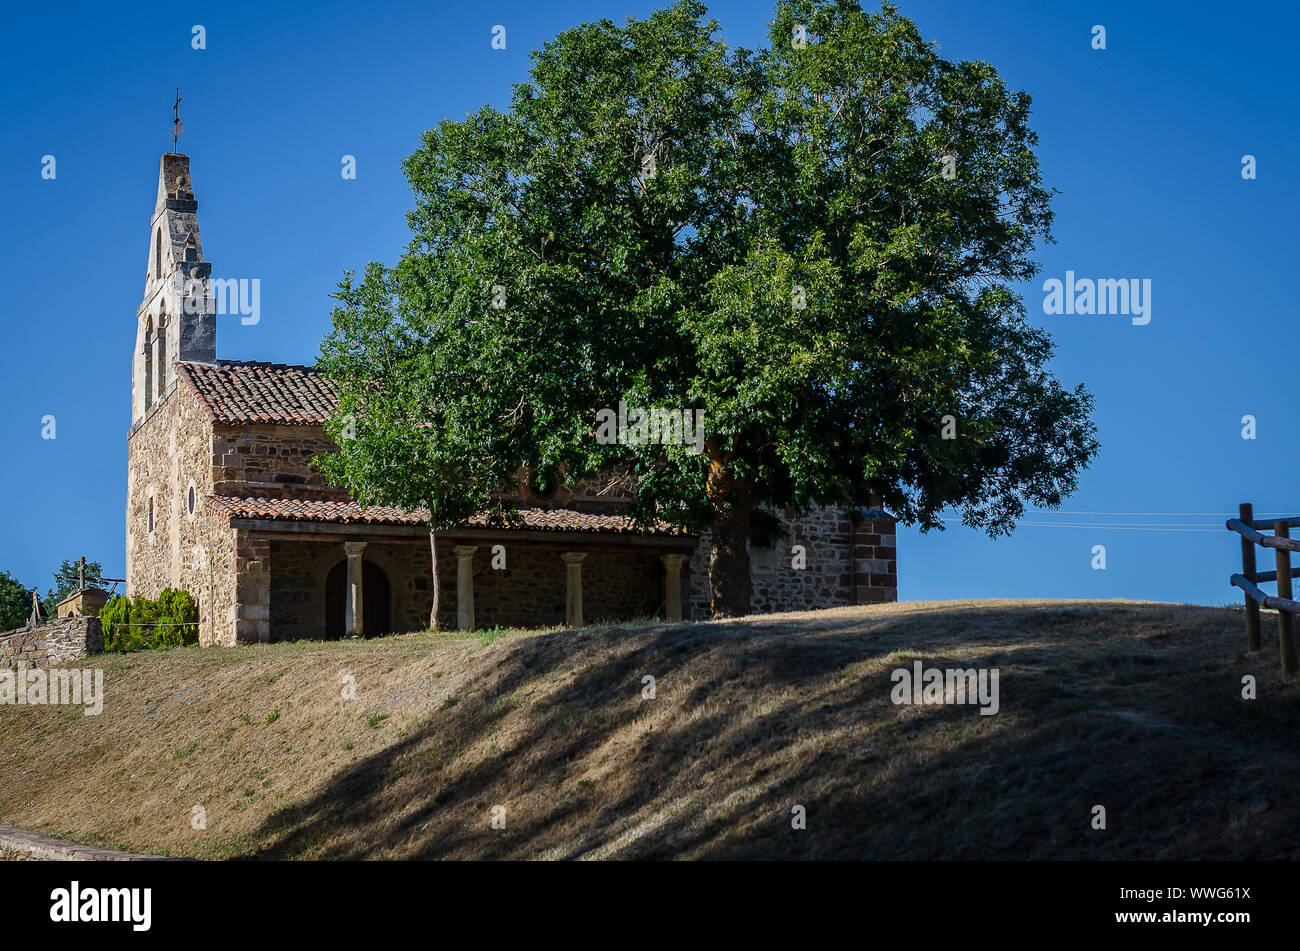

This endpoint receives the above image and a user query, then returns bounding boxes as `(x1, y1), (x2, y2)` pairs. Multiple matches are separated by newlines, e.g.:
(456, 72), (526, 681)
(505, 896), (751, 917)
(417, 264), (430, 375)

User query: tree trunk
(705, 445), (755, 618)
(429, 523), (440, 631)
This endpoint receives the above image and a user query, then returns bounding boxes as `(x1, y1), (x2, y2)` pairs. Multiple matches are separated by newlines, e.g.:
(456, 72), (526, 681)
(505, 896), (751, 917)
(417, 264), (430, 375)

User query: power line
(1015, 523), (1221, 533)
(931, 509), (1300, 533)
(1026, 511), (1276, 518)
(938, 517), (1223, 533)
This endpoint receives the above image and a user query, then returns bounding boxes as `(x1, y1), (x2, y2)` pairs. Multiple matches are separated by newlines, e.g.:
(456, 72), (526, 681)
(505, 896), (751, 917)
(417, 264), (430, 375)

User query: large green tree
(320, 0), (1098, 619)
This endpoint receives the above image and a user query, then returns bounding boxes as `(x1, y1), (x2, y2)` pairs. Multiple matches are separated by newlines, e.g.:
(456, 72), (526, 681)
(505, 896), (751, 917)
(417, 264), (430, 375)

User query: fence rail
(106, 622), (199, 628)
(1227, 501), (1300, 676)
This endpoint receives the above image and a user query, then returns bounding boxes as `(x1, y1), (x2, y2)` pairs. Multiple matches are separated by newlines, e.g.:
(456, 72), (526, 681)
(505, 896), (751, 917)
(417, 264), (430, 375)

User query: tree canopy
(319, 0), (1098, 618)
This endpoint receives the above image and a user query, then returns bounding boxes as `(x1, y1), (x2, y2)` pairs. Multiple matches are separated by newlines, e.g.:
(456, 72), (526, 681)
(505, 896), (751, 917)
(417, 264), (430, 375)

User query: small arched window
(147, 495), (155, 535)
(155, 227), (162, 279)
(187, 484), (196, 516)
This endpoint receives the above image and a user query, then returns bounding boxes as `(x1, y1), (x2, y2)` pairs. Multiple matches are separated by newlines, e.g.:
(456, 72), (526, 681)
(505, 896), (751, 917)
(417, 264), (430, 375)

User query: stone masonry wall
(127, 385), (185, 596)
(0, 617), (103, 671)
(230, 530), (270, 644)
(126, 384), (237, 647)
(466, 545), (663, 629)
(211, 422), (340, 496)
(687, 505), (897, 619)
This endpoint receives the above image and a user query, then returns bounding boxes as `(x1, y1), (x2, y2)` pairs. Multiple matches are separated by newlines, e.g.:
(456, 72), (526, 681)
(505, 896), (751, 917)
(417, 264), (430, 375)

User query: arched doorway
(324, 559), (392, 638)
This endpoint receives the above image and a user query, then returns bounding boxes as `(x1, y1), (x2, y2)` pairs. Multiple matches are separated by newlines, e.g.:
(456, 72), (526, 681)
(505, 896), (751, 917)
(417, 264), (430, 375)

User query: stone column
(562, 552), (587, 627)
(231, 530), (270, 645)
(660, 553), (687, 623)
(453, 545), (478, 630)
(344, 541), (367, 636)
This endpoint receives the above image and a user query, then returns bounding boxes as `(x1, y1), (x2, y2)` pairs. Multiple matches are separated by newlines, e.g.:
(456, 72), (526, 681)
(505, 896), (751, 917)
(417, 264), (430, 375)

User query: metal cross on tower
(171, 87), (184, 149)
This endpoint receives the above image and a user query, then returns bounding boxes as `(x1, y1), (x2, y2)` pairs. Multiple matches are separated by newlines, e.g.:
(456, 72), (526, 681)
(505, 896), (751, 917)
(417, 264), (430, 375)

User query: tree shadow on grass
(248, 603), (1300, 860)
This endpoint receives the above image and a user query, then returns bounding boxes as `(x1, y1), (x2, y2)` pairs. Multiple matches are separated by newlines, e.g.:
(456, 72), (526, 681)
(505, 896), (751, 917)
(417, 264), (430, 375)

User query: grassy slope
(1, 599), (1298, 860)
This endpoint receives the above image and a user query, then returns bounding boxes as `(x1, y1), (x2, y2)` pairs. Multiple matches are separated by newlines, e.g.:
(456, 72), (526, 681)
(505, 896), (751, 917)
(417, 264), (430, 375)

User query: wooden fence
(1227, 501), (1300, 676)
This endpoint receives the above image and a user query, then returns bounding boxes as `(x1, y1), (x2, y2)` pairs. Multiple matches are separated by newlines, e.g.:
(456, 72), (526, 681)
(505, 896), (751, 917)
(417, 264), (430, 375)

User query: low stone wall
(0, 825), (174, 861)
(0, 617), (103, 671)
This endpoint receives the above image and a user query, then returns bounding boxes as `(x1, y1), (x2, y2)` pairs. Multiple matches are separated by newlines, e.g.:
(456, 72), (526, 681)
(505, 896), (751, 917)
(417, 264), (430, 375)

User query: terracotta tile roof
(204, 496), (686, 535)
(176, 360), (338, 425)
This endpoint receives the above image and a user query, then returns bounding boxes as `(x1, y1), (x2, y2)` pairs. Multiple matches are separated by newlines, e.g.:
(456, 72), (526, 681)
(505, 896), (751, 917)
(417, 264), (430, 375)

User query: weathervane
(171, 87), (184, 149)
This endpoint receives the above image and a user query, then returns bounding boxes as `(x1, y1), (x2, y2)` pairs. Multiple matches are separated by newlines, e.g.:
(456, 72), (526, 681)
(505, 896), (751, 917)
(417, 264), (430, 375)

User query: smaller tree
(0, 571), (31, 631)
(317, 265), (519, 631)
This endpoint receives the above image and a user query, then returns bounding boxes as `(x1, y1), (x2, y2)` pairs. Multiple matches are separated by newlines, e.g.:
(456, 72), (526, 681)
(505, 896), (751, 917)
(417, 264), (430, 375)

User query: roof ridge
(214, 359), (320, 373)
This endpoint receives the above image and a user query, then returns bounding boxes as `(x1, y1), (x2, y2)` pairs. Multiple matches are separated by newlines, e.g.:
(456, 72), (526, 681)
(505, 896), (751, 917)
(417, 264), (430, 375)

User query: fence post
(1241, 502), (1261, 651)
(1276, 522), (1297, 677)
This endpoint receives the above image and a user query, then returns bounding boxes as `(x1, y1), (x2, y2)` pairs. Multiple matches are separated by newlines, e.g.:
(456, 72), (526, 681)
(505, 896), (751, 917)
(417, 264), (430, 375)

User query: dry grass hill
(2, 599), (1297, 859)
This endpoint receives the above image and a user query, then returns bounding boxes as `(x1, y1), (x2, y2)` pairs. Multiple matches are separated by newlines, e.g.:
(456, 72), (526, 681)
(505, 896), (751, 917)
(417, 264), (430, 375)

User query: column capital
(453, 545), (479, 559)
(561, 551), (588, 565)
(660, 552), (688, 569)
(343, 540), (368, 557)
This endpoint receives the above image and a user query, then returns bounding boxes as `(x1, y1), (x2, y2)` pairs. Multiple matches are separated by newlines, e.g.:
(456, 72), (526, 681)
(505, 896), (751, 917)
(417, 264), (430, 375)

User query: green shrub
(99, 595), (137, 651)
(155, 588), (199, 647)
(99, 588), (199, 650)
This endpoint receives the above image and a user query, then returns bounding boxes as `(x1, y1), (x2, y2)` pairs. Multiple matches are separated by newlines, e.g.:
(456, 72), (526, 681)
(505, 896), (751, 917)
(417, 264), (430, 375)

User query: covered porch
(213, 500), (695, 642)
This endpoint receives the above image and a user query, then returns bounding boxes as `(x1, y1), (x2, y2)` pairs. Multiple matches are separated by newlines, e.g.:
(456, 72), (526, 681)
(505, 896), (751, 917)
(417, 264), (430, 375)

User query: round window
(187, 484), (196, 515)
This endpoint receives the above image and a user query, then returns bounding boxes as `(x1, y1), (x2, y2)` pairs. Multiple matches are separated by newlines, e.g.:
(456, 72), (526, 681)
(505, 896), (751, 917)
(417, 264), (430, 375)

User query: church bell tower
(131, 152), (216, 425)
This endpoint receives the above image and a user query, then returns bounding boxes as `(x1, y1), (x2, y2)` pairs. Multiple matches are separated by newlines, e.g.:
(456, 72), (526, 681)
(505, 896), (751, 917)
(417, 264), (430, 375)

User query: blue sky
(0, 0), (1295, 605)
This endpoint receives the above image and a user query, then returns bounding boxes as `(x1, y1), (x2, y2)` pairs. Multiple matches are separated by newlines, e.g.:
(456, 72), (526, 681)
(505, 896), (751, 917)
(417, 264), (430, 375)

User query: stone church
(126, 152), (899, 646)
